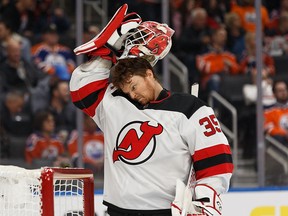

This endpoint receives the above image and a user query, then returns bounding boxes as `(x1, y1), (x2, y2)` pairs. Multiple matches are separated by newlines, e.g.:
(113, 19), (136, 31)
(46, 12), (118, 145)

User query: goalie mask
(120, 21), (175, 66)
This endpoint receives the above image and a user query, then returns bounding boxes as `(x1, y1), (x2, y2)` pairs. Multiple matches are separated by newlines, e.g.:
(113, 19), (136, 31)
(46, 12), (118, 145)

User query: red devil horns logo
(113, 121), (163, 164)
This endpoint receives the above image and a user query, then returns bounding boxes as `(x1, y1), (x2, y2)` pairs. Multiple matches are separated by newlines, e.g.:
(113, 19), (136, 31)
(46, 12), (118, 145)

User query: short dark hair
(272, 80), (288, 93)
(33, 110), (53, 131)
(49, 80), (68, 97)
(111, 56), (156, 89)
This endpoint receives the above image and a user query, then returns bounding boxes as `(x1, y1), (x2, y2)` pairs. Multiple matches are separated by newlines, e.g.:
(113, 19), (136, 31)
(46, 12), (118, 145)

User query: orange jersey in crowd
(67, 130), (104, 165)
(264, 105), (288, 136)
(231, 3), (270, 32)
(25, 133), (65, 164)
(239, 53), (275, 75)
(196, 51), (240, 87)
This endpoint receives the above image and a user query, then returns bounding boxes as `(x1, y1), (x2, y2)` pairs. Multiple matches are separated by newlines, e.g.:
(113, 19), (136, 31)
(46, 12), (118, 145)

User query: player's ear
(146, 69), (154, 78)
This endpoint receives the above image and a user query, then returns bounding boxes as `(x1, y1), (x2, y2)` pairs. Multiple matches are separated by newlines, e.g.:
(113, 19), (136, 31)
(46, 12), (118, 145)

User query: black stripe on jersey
(112, 89), (206, 118)
(193, 153), (233, 171)
(73, 89), (102, 110)
(148, 93), (207, 119)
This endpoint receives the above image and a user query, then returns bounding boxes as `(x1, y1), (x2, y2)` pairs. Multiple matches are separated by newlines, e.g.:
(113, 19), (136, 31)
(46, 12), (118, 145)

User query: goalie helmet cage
(0, 166), (95, 216)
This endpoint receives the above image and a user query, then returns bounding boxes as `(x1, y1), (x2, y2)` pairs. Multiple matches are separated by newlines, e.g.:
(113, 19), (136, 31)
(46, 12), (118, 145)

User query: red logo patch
(113, 121), (163, 164)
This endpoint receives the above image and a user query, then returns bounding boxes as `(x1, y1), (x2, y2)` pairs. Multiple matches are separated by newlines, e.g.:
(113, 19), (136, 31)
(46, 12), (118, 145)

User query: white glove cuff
(194, 184), (223, 216)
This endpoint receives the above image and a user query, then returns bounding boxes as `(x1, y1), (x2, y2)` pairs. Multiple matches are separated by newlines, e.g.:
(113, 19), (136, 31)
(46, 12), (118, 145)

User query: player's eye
(131, 85), (136, 91)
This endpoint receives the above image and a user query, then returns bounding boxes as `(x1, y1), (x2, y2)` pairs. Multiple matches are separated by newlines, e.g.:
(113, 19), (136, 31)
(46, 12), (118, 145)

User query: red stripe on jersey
(195, 163), (234, 180)
(82, 88), (106, 117)
(70, 79), (108, 103)
(193, 144), (231, 162)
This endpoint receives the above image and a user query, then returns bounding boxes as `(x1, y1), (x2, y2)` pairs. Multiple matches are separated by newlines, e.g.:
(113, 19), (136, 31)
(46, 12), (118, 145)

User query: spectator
(0, 90), (32, 136)
(0, 38), (40, 95)
(200, 0), (226, 29)
(239, 32), (275, 79)
(48, 80), (76, 142)
(268, 0), (288, 30)
(68, 114), (104, 173)
(31, 79), (76, 138)
(241, 32), (276, 108)
(51, 7), (71, 35)
(196, 26), (240, 95)
(0, 18), (32, 63)
(25, 110), (66, 166)
(231, 0), (270, 32)
(239, 32), (276, 158)
(264, 11), (288, 57)
(31, 23), (76, 81)
(264, 80), (288, 147)
(241, 68), (276, 158)
(175, 7), (212, 85)
(170, 0), (199, 39)
(32, 0), (53, 39)
(242, 71), (276, 108)
(33, 3), (71, 45)
(225, 12), (246, 61)
(175, 7), (211, 55)
(0, 0), (36, 38)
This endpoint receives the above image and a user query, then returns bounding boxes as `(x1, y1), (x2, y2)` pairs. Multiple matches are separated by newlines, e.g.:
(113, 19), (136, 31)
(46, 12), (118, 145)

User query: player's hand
(74, 4), (141, 56)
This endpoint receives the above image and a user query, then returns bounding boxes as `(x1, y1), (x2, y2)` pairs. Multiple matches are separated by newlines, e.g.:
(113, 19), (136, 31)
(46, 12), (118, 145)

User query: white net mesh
(0, 166), (93, 216)
(54, 179), (85, 216)
(0, 166), (42, 216)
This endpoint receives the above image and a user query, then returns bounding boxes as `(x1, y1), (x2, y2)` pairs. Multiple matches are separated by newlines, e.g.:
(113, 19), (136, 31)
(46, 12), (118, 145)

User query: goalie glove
(193, 184), (223, 216)
(171, 179), (206, 216)
(74, 3), (142, 55)
(171, 180), (223, 216)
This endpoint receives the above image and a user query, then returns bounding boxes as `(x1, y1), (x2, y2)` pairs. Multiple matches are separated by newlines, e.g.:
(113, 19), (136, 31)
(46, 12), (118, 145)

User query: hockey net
(0, 166), (95, 216)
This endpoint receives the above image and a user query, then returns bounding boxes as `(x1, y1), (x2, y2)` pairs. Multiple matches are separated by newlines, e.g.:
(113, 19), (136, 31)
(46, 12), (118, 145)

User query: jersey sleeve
(69, 57), (112, 118)
(180, 103), (233, 194)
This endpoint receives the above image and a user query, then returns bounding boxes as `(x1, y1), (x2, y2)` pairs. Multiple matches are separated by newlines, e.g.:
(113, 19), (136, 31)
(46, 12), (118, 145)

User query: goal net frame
(0, 166), (95, 216)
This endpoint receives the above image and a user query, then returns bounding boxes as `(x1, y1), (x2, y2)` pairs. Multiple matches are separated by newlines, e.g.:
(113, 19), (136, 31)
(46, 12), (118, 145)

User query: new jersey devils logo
(113, 121), (163, 165)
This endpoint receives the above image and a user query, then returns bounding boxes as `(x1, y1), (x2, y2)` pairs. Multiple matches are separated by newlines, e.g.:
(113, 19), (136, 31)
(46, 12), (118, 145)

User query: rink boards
(89, 187), (288, 216)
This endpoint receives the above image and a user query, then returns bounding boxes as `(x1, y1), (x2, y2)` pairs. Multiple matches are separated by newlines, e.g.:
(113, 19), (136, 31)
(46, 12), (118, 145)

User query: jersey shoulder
(149, 92), (207, 118)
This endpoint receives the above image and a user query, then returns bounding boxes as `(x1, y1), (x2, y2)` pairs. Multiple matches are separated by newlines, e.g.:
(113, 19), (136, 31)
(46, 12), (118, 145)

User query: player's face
(274, 82), (288, 103)
(56, 82), (70, 103)
(43, 114), (55, 133)
(121, 69), (157, 105)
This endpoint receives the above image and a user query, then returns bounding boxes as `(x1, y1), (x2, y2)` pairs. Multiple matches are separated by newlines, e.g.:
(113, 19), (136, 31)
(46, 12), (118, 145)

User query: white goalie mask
(120, 21), (175, 66)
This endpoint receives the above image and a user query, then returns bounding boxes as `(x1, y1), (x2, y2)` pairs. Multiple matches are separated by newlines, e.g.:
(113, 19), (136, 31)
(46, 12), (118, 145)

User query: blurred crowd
(0, 0), (288, 177)
(0, 0), (104, 175)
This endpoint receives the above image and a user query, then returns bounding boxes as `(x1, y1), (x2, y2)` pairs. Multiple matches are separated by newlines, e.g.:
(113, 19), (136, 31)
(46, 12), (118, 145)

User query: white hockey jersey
(70, 57), (233, 213)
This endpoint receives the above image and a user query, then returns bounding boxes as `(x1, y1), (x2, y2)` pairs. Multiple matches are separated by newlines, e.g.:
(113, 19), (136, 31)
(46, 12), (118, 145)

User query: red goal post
(0, 166), (95, 216)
